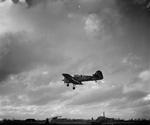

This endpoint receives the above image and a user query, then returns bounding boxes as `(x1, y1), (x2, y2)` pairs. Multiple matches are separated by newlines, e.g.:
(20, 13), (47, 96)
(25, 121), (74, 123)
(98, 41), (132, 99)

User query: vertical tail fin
(93, 70), (103, 79)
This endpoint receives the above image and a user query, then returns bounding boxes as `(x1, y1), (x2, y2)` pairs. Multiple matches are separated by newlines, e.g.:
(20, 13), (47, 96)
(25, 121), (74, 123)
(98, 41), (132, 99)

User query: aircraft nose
(62, 73), (71, 78)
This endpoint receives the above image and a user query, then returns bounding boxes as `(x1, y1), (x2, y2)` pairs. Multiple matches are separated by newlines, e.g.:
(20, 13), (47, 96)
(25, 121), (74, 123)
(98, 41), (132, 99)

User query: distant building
(25, 119), (36, 123)
(103, 112), (105, 117)
(50, 118), (91, 125)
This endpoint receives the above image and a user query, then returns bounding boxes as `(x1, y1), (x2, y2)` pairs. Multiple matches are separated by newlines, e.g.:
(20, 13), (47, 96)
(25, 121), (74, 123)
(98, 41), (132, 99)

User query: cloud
(0, 0), (150, 120)
(0, 73), (67, 106)
(139, 70), (150, 82)
(2, 0), (47, 7)
(124, 90), (148, 101)
(144, 94), (150, 101)
(67, 84), (149, 119)
(69, 84), (149, 107)
(84, 14), (102, 36)
(0, 32), (69, 82)
(69, 86), (123, 106)
(134, 106), (150, 119)
(26, 84), (67, 105)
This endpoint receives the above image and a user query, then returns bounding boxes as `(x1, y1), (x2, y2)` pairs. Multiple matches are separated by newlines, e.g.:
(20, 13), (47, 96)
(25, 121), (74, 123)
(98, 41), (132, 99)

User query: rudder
(93, 70), (103, 79)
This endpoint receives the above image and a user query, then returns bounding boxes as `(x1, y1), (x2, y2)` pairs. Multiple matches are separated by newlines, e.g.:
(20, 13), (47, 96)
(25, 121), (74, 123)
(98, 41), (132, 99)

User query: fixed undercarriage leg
(73, 85), (75, 90)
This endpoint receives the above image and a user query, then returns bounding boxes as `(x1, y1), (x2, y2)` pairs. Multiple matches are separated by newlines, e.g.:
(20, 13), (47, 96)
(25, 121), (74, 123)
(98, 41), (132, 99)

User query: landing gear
(67, 84), (69, 87)
(73, 86), (75, 90)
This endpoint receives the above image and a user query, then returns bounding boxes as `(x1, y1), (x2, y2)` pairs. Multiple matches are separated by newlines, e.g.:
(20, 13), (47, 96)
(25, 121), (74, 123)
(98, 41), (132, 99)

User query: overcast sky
(0, 0), (150, 120)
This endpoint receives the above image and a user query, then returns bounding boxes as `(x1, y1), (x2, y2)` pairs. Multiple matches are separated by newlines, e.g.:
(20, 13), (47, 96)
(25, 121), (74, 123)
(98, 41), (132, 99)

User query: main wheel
(67, 84), (69, 87)
(73, 86), (75, 90)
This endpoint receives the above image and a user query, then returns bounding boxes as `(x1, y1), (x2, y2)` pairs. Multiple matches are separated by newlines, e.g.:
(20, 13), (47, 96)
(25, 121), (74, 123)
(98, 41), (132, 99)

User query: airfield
(1, 116), (150, 125)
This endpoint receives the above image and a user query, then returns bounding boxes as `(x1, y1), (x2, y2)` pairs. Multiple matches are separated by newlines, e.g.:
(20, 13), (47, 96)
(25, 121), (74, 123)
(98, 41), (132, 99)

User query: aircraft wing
(62, 73), (83, 85)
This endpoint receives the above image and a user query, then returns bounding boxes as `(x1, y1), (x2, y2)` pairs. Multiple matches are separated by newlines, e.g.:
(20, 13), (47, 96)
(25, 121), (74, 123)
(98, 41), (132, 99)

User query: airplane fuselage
(62, 70), (103, 89)
(73, 75), (100, 82)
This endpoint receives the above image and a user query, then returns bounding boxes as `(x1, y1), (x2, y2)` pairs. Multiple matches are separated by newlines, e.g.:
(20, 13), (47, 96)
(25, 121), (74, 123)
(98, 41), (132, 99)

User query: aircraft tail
(93, 70), (103, 80)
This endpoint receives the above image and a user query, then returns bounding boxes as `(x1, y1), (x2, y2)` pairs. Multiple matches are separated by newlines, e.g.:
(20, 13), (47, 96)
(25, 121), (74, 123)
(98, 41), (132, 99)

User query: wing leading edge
(62, 73), (83, 85)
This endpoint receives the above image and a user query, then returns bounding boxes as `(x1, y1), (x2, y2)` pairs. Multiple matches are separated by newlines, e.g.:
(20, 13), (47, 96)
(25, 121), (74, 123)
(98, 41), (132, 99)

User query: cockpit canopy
(74, 74), (82, 77)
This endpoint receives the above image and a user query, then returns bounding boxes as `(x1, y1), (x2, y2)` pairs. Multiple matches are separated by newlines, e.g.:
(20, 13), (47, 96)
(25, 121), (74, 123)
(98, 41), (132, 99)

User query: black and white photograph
(0, 0), (150, 125)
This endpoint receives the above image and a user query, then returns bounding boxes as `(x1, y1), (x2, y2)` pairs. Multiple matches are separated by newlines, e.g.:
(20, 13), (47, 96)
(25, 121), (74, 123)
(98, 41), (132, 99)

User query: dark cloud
(117, 0), (150, 15)
(0, 32), (68, 82)
(125, 90), (148, 101)
(12, 0), (19, 4)
(109, 90), (149, 109)
(11, 0), (46, 7)
(0, 0), (6, 2)
(10, 0), (77, 8)
(111, 0), (150, 71)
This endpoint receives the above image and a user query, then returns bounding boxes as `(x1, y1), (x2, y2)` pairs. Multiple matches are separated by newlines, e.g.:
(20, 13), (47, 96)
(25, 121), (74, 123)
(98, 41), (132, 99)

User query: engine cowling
(63, 78), (70, 83)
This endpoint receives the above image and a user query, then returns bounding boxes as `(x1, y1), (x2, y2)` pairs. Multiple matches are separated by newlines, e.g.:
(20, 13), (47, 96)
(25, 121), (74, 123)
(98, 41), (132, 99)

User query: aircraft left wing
(62, 73), (83, 85)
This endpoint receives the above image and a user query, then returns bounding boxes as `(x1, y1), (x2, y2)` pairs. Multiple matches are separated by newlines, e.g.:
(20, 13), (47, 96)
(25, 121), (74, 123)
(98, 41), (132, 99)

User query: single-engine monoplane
(62, 70), (103, 90)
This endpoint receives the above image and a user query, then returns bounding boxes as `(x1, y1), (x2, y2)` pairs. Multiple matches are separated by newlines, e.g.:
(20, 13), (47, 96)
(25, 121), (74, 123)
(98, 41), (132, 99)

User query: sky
(0, 0), (150, 120)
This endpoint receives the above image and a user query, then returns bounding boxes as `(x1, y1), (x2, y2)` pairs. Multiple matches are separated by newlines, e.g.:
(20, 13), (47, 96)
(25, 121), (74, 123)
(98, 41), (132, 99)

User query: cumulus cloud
(0, 32), (69, 82)
(66, 83), (150, 119)
(69, 86), (123, 105)
(144, 94), (150, 101)
(139, 70), (150, 81)
(84, 14), (102, 36)
(69, 85), (148, 106)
